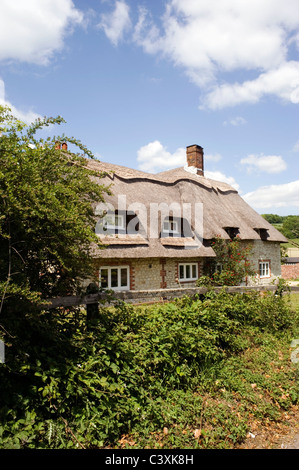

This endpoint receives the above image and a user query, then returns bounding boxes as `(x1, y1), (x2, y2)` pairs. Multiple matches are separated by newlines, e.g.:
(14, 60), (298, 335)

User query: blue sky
(0, 0), (299, 215)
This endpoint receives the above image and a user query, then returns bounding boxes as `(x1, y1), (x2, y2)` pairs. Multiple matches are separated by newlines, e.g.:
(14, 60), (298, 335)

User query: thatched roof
(88, 158), (287, 259)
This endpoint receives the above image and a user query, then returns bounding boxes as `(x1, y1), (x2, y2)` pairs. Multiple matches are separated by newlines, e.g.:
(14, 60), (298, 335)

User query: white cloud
(223, 117), (247, 126)
(136, 141), (239, 189)
(0, 0), (83, 65)
(202, 61), (299, 109)
(205, 170), (240, 191)
(240, 154), (287, 174)
(136, 141), (222, 173)
(137, 140), (185, 172)
(0, 78), (41, 123)
(243, 181), (299, 209)
(133, 0), (299, 107)
(99, 0), (131, 46)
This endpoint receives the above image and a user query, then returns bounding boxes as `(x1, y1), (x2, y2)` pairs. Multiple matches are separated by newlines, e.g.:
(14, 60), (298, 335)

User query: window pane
(163, 219), (179, 233)
(192, 264), (197, 278)
(115, 215), (124, 228)
(179, 265), (184, 279)
(120, 268), (128, 287)
(100, 269), (108, 288)
(185, 264), (191, 279)
(111, 268), (118, 287)
(259, 262), (269, 277)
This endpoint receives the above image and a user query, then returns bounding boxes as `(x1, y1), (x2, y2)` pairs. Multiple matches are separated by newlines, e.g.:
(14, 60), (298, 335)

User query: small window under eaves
(254, 228), (269, 240)
(224, 227), (240, 239)
(161, 217), (193, 238)
(96, 210), (141, 235)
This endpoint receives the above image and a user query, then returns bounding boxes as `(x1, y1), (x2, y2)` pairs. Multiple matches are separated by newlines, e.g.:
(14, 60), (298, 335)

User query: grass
(284, 238), (299, 249)
(290, 293), (299, 311)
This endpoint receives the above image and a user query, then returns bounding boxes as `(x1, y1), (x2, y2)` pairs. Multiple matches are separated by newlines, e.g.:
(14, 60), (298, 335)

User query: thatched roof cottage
(87, 145), (287, 292)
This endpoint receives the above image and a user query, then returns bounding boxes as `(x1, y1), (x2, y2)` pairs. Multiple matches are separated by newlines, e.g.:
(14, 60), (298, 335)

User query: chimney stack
(186, 145), (204, 176)
(55, 141), (68, 151)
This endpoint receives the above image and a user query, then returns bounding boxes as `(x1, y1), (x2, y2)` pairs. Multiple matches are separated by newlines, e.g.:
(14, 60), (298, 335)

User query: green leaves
(0, 105), (110, 308)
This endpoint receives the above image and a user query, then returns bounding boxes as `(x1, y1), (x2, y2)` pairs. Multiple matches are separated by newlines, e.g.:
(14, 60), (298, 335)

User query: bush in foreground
(0, 289), (298, 448)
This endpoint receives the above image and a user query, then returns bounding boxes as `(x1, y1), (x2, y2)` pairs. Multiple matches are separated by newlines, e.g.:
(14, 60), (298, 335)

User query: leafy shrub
(0, 288), (298, 448)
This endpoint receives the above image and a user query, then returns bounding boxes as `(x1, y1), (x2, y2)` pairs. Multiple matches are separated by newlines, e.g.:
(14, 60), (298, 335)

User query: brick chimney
(55, 141), (68, 150)
(186, 145), (204, 176)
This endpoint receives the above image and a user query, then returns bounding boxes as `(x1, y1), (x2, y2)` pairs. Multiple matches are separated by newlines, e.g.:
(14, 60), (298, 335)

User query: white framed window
(179, 263), (198, 281)
(100, 266), (130, 290)
(163, 219), (179, 234)
(259, 261), (270, 278)
(102, 213), (125, 231)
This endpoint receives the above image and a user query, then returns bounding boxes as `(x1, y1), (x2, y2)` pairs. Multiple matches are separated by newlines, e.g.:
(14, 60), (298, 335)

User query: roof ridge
(87, 159), (237, 193)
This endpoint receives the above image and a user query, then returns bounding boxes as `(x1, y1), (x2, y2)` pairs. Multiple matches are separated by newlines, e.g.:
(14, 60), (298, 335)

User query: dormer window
(254, 228), (269, 240)
(224, 227), (239, 239)
(163, 219), (179, 235)
(96, 210), (142, 236)
(103, 213), (125, 231)
(161, 217), (193, 239)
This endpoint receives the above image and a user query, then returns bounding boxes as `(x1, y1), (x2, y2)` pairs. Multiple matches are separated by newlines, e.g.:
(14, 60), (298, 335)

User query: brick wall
(281, 264), (299, 280)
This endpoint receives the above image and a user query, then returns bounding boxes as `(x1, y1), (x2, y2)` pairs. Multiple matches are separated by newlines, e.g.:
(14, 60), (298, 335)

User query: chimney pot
(61, 142), (68, 151)
(55, 141), (61, 150)
(186, 145), (204, 176)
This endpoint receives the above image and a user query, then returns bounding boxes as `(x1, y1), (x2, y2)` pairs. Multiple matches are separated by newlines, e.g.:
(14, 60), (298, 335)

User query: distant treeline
(262, 214), (299, 239)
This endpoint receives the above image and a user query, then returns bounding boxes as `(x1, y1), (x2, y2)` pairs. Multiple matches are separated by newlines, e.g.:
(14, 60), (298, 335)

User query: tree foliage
(281, 216), (299, 240)
(0, 105), (110, 317)
(262, 213), (299, 240)
(261, 213), (284, 224)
